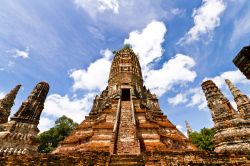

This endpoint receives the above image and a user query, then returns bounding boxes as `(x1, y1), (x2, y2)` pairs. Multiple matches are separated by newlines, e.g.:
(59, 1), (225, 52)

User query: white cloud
(14, 47), (30, 59)
(70, 49), (113, 91)
(187, 87), (207, 110)
(97, 0), (119, 13)
(203, 70), (249, 88)
(74, 0), (119, 17)
(100, 48), (113, 59)
(179, 0), (226, 44)
(176, 124), (183, 130)
(38, 117), (54, 133)
(144, 54), (197, 96)
(176, 124), (187, 136)
(123, 21), (196, 97)
(0, 92), (6, 99)
(43, 93), (95, 124)
(168, 93), (188, 106)
(124, 20), (167, 69)
(170, 8), (185, 16)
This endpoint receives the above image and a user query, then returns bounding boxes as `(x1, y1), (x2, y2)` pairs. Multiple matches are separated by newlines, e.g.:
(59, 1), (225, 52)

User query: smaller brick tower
(225, 79), (250, 120)
(0, 85), (21, 124)
(201, 80), (236, 121)
(202, 80), (250, 153)
(0, 82), (49, 155)
(185, 120), (193, 136)
(11, 82), (49, 125)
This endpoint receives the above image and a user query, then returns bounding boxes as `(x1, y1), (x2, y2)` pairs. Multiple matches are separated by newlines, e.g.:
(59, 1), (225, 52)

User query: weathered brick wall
(144, 151), (250, 166)
(0, 152), (110, 166)
(0, 151), (249, 166)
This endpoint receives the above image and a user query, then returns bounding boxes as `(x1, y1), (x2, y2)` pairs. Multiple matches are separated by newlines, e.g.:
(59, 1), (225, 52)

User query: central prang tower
(54, 47), (196, 155)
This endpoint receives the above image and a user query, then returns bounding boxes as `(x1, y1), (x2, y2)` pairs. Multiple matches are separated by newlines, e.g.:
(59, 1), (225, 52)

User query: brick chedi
(0, 85), (21, 124)
(0, 82), (49, 155)
(185, 120), (193, 136)
(54, 47), (196, 157)
(233, 45), (250, 79)
(201, 80), (250, 153)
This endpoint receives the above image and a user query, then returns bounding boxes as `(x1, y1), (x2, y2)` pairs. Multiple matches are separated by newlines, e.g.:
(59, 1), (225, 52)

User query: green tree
(189, 127), (215, 151)
(123, 43), (132, 49)
(38, 115), (78, 153)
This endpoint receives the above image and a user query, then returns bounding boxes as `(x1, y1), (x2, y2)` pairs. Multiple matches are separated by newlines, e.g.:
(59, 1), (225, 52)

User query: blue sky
(0, 0), (250, 133)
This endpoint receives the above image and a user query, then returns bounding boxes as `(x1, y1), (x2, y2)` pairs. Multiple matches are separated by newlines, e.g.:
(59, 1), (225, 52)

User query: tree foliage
(189, 127), (215, 151)
(38, 115), (78, 153)
(123, 43), (132, 49)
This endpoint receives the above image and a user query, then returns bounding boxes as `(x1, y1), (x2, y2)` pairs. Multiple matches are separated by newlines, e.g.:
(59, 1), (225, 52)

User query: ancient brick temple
(201, 79), (250, 153)
(1, 47), (250, 165)
(233, 45), (250, 79)
(0, 82), (49, 155)
(54, 47), (196, 160)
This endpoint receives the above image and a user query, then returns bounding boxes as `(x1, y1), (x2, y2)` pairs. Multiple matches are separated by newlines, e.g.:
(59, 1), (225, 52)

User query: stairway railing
(113, 99), (121, 132)
(130, 99), (136, 125)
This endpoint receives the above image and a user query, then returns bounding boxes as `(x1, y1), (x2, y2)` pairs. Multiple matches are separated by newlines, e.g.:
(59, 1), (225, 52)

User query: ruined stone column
(201, 80), (236, 122)
(0, 85), (21, 124)
(0, 82), (49, 155)
(202, 80), (250, 153)
(11, 82), (49, 124)
(225, 79), (250, 120)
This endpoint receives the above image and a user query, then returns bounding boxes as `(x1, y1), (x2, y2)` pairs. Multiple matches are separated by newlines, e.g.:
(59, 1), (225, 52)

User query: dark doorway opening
(121, 89), (130, 101)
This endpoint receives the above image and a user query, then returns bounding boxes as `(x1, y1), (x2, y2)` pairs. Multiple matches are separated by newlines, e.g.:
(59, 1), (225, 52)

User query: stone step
(111, 154), (142, 158)
(111, 157), (142, 162)
(109, 155), (144, 166)
(110, 160), (144, 165)
(109, 162), (144, 166)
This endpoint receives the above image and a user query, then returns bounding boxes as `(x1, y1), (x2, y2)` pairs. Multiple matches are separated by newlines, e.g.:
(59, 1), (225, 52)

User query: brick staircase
(116, 101), (140, 155)
(109, 155), (144, 166)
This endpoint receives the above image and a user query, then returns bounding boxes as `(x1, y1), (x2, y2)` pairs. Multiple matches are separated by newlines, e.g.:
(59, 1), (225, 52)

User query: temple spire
(225, 79), (250, 119)
(225, 79), (246, 99)
(11, 82), (49, 125)
(185, 120), (193, 136)
(0, 85), (21, 124)
(108, 46), (143, 98)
